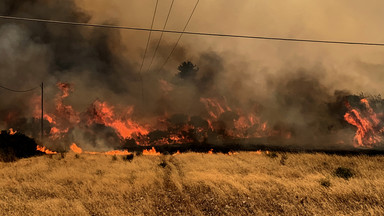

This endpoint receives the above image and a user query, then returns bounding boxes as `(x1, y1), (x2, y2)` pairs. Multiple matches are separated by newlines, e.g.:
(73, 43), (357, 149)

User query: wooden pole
(41, 82), (43, 143)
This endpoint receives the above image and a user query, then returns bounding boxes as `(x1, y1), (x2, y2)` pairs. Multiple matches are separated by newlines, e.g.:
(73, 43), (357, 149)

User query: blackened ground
(120, 138), (384, 156)
(0, 130), (42, 162)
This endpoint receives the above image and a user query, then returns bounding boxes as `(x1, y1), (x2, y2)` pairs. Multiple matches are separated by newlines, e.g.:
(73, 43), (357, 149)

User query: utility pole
(41, 82), (44, 143)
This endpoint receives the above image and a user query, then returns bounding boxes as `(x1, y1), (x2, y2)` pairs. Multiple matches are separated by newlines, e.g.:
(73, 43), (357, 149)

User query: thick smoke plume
(1, 1), (383, 151)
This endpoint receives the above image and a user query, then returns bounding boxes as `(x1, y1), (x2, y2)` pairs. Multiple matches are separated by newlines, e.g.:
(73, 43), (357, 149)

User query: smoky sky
(1, 0), (383, 149)
(77, 0), (384, 95)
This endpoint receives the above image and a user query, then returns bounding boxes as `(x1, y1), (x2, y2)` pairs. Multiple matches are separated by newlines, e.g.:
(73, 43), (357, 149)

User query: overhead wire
(0, 15), (384, 47)
(138, 0), (159, 74)
(0, 85), (39, 92)
(146, 0), (175, 72)
(138, 0), (159, 101)
(159, 0), (200, 70)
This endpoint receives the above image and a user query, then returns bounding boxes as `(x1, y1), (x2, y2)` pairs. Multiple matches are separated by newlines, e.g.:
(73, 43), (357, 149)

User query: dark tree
(177, 61), (199, 80)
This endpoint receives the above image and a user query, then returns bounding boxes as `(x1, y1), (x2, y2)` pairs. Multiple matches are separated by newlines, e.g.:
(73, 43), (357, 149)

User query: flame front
(36, 145), (57, 154)
(70, 143), (132, 155)
(143, 147), (160, 155)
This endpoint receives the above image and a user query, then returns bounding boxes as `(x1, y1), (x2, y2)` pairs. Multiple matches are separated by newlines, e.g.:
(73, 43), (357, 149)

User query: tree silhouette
(177, 61), (199, 80)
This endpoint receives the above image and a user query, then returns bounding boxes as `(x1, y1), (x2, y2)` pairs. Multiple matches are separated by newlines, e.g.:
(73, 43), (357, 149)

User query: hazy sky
(74, 0), (384, 95)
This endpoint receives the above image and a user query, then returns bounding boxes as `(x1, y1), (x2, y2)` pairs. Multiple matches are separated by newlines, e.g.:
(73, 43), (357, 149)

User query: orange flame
(70, 143), (132, 155)
(89, 101), (149, 139)
(344, 99), (383, 148)
(200, 97), (231, 119)
(227, 151), (238, 155)
(70, 143), (83, 154)
(104, 150), (131, 156)
(36, 145), (57, 154)
(8, 128), (17, 135)
(208, 149), (213, 154)
(143, 147), (160, 155)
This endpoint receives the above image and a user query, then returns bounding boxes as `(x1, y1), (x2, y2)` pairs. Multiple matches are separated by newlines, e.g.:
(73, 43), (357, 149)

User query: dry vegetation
(0, 152), (383, 215)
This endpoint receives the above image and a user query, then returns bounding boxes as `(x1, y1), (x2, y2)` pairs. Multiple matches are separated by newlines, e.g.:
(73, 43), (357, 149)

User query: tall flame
(344, 99), (383, 148)
(70, 143), (83, 154)
(88, 100), (149, 139)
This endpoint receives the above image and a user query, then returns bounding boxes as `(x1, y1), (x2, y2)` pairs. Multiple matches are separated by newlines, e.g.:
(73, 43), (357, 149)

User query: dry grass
(0, 152), (383, 215)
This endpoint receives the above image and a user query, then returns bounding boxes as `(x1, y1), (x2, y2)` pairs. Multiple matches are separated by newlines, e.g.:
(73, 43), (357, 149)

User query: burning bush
(0, 130), (41, 162)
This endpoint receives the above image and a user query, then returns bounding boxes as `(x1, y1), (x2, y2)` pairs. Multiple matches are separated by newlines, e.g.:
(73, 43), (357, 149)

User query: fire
(344, 99), (383, 148)
(44, 114), (55, 124)
(33, 82), (80, 140)
(70, 143), (132, 155)
(8, 128), (17, 135)
(88, 100), (149, 139)
(104, 150), (131, 156)
(36, 145), (57, 154)
(28, 82), (278, 151)
(143, 147), (160, 155)
(200, 97), (231, 119)
(70, 143), (83, 154)
(23, 81), (384, 153)
(249, 150), (262, 155)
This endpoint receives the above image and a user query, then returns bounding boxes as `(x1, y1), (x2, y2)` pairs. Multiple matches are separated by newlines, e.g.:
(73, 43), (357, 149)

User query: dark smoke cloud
(0, 1), (377, 150)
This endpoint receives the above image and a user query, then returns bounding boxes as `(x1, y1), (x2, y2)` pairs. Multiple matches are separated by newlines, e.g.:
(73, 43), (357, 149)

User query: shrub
(320, 178), (331, 187)
(122, 154), (134, 162)
(96, 169), (104, 176)
(334, 167), (354, 180)
(159, 161), (167, 168)
(280, 153), (288, 165)
(75, 154), (80, 159)
(112, 155), (118, 161)
(266, 151), (278, 158)
(60, 152), (66, 159)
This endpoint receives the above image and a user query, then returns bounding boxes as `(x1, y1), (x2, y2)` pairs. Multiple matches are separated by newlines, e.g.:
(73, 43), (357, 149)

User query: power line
(0, 84), (39, 92)
(139, 0), (159, 74)
(1, 15), (384, 47)
(146, 0), (175, 72)
(159, 0), (200, 70)
(138, 0), (159, 102)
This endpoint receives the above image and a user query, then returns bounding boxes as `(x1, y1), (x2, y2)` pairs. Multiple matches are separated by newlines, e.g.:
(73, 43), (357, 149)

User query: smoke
(1, 0), (383, 150)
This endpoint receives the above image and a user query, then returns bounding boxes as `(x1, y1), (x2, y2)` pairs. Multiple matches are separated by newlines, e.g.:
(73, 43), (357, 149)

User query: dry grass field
(0, 151), (384, 216)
